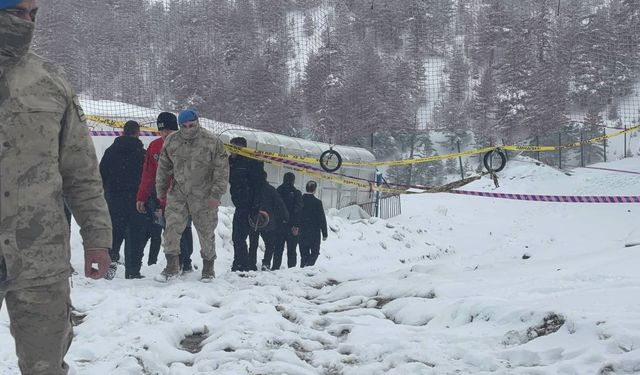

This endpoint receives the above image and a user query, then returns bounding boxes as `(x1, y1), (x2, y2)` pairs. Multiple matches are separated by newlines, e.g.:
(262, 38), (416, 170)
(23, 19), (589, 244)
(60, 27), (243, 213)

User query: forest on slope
(34, 0), (640, 185)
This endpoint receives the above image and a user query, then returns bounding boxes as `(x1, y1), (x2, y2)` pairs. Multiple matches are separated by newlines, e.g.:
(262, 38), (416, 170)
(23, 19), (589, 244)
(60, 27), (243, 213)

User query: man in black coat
(252, 172), (289, 271)
(275, 172), (303, 269)
(228, 137), (265, 271)
(299, 181), (328, 267)
(99, 120), (147, 279)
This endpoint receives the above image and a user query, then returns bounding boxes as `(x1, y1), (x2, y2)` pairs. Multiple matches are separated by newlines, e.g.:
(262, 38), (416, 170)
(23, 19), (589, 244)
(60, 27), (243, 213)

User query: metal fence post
(558, 133), (562, 170)
(624, 125), (628, 158)
(603, 127), (607, 162)
(375, 171), (382, 218)
(580, 132), (584, 167)
(457, 140), (464, 180)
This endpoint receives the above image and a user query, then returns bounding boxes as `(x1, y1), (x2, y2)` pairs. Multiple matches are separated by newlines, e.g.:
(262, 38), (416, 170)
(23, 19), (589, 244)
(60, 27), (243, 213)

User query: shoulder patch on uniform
(72, 95), (87, 122)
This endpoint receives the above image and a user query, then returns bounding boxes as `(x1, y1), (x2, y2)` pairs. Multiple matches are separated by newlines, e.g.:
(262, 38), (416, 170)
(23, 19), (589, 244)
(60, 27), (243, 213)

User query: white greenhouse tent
(202, 119), (377, 210)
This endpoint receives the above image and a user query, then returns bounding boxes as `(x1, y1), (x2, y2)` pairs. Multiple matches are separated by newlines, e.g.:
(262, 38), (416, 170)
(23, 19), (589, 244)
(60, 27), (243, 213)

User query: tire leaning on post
(320, 149), (343, 172)
(483, 148), (507, 173)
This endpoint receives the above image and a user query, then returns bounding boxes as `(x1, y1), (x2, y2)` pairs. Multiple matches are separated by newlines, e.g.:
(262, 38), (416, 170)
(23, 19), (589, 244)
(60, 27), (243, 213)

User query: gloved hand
(84, 248), (111, 279)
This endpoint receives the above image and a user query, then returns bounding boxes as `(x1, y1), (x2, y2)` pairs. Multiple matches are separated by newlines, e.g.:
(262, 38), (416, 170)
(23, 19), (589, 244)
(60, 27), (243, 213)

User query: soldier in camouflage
(156, 109), (229, 282)
(0, 1), (113, 374)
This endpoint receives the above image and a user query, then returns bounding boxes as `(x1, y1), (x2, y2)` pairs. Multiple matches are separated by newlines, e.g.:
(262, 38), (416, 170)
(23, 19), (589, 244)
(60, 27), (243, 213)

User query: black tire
(320, 149), (343, 172)
(248, 211), (270, 230)
(483, 148), (507, 173)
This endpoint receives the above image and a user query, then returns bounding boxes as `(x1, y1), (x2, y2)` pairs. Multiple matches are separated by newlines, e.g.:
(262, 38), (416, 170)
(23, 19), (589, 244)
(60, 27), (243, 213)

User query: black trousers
(107, 193), (147, 276)
(274, 227), (299, 269)
(123, 217), (149, 276)
(232, 209), (252, 271)
(259, 230), (279, 270)
(146, 223), (163, 265)
(178, 224), (194, 268)
(248, 229), (262, 271)
(299, 233), (321, 268)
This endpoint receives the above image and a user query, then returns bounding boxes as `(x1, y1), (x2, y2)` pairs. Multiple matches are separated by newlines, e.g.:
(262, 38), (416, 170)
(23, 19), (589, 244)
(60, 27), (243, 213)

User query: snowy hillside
(1, 156), (640, 374)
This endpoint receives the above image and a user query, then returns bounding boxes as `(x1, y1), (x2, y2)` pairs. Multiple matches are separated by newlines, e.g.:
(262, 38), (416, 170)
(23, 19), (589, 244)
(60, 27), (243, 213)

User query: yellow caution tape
(342, 147), (497, 167)
(227, 123), (640, 168)
(252, 149), (319, 164)
(502, 145), (557, 152)
(88, 112), (640, 169)
(86, 115), (158, 132)
(227, 144), (404, 194)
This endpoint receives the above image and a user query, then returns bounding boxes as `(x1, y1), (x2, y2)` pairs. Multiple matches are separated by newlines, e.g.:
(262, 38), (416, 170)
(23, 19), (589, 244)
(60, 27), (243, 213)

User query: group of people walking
(228, 136), (328, 272)
(99, 113), (195, 280)
(99, 111), (329, 281)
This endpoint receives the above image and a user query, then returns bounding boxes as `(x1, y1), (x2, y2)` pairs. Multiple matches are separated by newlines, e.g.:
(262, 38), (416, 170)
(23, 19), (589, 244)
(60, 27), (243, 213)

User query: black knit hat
(157, 112), (178, 131)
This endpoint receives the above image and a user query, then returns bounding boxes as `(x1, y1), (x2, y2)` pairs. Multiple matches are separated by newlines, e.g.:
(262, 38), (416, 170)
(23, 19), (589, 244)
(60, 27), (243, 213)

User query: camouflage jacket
(0, 13), (112, 290)
(156, 126), (229, 203)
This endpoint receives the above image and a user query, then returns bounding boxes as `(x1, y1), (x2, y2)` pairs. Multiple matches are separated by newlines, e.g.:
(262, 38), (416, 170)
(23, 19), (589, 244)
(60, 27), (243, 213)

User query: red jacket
(137, 137), (169, 207)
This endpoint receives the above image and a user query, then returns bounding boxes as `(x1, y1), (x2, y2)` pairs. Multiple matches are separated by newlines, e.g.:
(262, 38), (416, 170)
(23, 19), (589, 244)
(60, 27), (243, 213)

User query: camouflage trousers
(0, 279), (72, 375)
(164, 193), (219, 261)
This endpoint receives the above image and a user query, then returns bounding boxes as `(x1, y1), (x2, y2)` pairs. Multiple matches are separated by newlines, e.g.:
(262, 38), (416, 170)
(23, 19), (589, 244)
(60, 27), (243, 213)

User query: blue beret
(0, 0), (21, 10)
(178, 109), (199, 125)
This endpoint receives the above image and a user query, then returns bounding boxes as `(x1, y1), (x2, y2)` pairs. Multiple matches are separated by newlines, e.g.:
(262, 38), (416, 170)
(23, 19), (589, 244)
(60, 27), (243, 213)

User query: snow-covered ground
(2, 156), (640, 374)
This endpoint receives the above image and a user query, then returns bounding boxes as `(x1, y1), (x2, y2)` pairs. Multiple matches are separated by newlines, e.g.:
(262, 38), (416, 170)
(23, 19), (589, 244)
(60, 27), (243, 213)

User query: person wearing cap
(0, 0), (112, 373)
(136, 112), (194, 270)
(155, 109), (229, 281)
(99, 121), (146, 279)
(228, 136), (265, 271)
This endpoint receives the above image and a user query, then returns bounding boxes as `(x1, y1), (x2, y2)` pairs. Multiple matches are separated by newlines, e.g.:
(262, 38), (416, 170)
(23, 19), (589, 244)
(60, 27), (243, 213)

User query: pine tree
(583, 110), (605, 164)
(445, 158), (458, 175)
(472, 66), (498, 146)
(438, 47), (470, 143)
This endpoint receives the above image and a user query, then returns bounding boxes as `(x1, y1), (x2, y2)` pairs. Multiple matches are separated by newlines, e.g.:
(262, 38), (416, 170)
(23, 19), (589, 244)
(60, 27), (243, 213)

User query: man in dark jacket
(299, 181), (328, 267)
(253, 172), (289, 271)
(275, 172), (303, 269)
(99, 120), (147, 279)
(228, 137), (264, 271)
